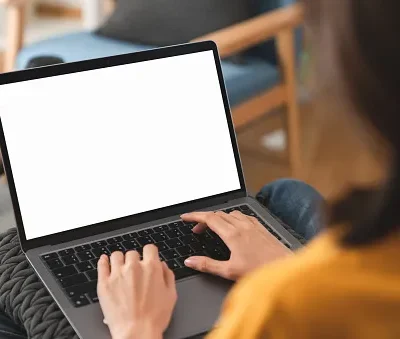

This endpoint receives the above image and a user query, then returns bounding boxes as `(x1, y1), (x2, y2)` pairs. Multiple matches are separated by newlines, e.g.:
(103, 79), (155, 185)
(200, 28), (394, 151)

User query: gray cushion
(97, 0), (251, 46)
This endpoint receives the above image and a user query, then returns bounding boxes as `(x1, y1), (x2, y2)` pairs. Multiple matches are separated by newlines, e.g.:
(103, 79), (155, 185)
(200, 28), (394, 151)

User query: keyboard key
(86, 269), (98, 281)
(77, 251), (95, 261)
(284, 243), (291, 249)
(239, 204), (250, 210)
(107, 243), (125, 253)
(180, 235), (199, 245)
(161, 249), (179, 260)
(270, 231), (281, 241)
(168, 221), (184, 229)
(155, 242), (168, 252)
(90, 259), (99, 268)
(208, 247), (229, 260)
(137, 236), (153, 247)
(76, 262), (93, 272)
(154, 225), (169, 232)
(190, 242), (207, 253)
(138, 229), (154, 236)
(166, 260), (180, 270)
(165, 238), (183, 248)
(151, 232), (167, 242)
(204, 238), (224, 250)
(42, 253), (58, 261)
(256, 217), (267, 225)
(174, 267), (199, 280)
(92, 247), (110, 258)
(46, 258), (64, 270)
(176, 256), (190, 267)
(183, 221), (197, 229)
(195, 232), (213, 241)
(58, 248), (75, 257)
(178, 226), (193, 235)
(87, 291), (99, 303)
(91, 240), (107, 248)
(71, 295), (90, 307)
(65, 280), (97, 298)
(243, 210), (257, 217)
(225, 208), (235, 213)
(123, 232), (138, 240)
(107, 236), (123, 244)
(62, 255), (79, 265)
(122, 240), (140, 250)
(74, 244), (91, 252)
(176, 246), (195, 256)
(53, 265), (77, 278)
(165, 229), (183, 239)
(59, 273), (88, 288)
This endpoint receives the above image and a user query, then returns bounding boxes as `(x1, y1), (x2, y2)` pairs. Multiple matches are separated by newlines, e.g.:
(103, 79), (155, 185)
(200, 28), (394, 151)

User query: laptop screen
(0, 50), (241, 240)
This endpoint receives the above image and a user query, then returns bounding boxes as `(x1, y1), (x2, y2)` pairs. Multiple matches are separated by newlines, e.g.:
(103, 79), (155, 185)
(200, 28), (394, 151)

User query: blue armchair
(3, 0), (304, 176)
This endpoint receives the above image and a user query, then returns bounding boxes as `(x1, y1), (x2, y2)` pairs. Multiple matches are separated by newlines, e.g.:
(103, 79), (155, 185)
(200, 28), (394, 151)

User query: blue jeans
(0, 179), (323, 339)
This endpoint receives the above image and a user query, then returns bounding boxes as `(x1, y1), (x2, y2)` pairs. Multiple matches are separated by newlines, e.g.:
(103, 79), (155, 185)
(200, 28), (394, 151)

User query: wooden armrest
(0, 0), (28, 6)
(192, 3), (303, 58)
(1, 0), (28, 72)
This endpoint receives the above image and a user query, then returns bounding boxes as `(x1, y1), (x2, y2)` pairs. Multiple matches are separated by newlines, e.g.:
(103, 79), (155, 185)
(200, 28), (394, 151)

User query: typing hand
(97, 246), (177, 339)
(181, 211), (292, 281)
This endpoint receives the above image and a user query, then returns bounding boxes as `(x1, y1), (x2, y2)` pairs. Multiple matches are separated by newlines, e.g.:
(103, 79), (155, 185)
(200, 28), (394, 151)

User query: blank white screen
(0, 51), (241, 240)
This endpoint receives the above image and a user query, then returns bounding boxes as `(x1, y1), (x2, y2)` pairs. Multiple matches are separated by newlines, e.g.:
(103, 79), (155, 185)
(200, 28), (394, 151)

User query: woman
(96, 0), (400, 338)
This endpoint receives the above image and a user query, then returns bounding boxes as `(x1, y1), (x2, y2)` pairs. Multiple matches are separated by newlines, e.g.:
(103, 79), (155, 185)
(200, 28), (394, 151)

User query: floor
(239, 97), (385, 202)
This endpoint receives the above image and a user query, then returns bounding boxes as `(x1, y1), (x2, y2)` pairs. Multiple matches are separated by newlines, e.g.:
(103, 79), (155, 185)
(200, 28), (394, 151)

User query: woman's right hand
(181, 210), (292, 281)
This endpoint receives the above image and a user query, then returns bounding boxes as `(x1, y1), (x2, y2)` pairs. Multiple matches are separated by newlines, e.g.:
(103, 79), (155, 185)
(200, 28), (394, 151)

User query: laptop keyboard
(41, 204), (291, 307)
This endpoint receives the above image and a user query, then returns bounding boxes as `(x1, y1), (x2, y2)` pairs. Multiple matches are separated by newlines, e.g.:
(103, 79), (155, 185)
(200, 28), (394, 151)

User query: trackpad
(165, 274), (233, 339)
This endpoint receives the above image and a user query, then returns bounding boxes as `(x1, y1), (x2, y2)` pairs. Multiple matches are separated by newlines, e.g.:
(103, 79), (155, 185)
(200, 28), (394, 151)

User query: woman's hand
(97, 245), (177, 339)
(181, 210), (292, 281)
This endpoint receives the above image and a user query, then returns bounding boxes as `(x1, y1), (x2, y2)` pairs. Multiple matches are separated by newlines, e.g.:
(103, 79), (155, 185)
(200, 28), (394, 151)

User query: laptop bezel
(0, 41), (247, 252)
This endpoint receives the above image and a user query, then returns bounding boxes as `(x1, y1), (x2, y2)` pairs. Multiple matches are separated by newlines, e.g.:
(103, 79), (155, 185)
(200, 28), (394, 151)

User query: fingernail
(184, 258), (196, 267)
(180, 213), (187, 217)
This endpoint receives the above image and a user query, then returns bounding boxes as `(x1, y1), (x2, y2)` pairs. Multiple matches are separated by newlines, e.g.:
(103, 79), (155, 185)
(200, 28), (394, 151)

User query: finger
(162, 262), (175, 288)
(230, 211), (261, 229)
(184, 256), (232, 280)
(192, 222), (208, 234)
(125, 250), (140, 266)
(247, 215), (260, 226)
(229, 210), (249, 221)
(214, 211), (239, 227)
(97, 254), (110, 281)
(110, 251), (124, 272)
(142, 244), (159, 263)
(181, 212), (234, 238)
(192, 211), (238, 233)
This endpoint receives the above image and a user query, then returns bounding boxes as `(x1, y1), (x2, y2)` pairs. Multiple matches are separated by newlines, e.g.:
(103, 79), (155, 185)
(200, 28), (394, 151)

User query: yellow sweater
(207, 229), (400, 339)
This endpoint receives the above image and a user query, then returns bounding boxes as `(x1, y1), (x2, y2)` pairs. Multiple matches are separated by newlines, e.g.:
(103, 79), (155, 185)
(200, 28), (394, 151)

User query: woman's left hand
(97, 245), (177, 339)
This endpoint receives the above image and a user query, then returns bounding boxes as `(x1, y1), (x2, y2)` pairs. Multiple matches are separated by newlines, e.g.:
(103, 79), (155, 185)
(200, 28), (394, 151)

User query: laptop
(0, 41), (303, 339)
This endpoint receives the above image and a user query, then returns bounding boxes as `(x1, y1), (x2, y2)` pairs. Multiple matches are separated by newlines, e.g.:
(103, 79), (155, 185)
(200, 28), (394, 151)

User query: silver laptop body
(0, 41), (302, 339)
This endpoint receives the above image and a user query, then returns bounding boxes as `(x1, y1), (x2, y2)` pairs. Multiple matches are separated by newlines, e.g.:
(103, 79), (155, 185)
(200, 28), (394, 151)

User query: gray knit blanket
(0, 228), (77, 339)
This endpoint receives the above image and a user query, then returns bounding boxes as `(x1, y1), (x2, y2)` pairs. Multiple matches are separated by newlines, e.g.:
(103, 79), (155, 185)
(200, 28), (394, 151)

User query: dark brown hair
(303, 0), (400, 246)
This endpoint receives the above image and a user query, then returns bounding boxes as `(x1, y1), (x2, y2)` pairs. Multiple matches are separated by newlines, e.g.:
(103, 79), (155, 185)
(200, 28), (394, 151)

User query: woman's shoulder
(222, 229), (400, 338)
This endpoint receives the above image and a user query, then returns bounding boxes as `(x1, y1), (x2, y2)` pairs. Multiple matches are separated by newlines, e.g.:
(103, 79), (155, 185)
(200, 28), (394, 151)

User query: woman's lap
(256, 179), (324, 241)
(0, 179), (324, 339)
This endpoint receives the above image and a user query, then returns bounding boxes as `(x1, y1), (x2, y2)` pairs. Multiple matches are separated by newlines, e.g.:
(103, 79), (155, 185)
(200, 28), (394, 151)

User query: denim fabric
(256, 179), (324, 241)
(0, 179), (324, 339)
